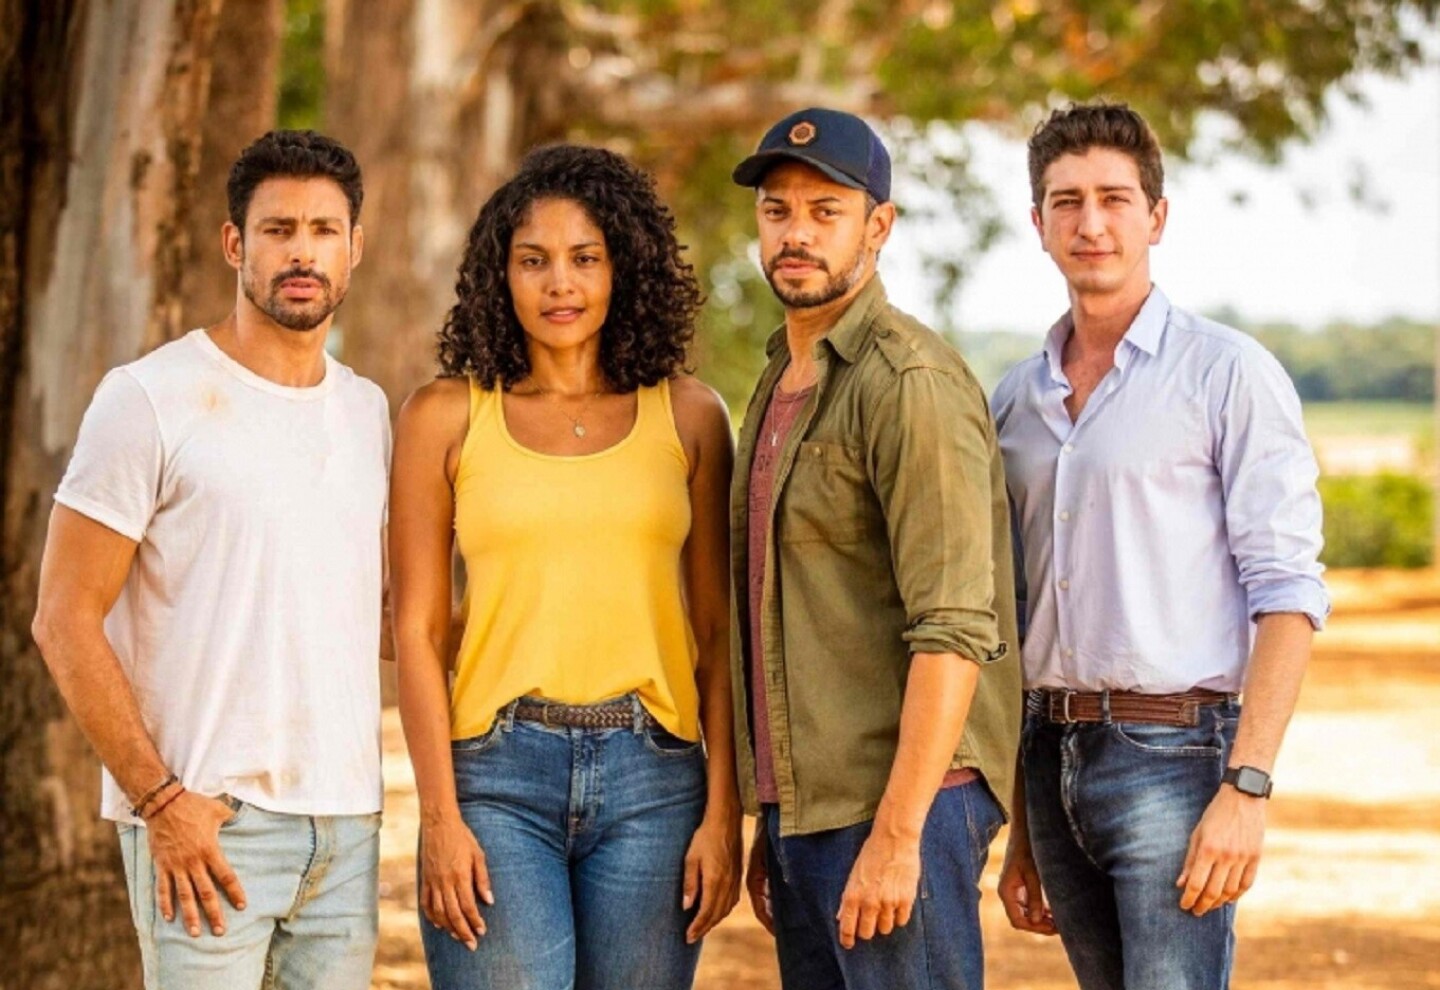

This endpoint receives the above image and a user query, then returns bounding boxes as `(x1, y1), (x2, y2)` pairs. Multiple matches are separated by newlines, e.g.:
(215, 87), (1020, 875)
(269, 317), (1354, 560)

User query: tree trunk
(0, 2), (225, 986)
(180, 0), (284, 332)
(325, 0), (570, 410)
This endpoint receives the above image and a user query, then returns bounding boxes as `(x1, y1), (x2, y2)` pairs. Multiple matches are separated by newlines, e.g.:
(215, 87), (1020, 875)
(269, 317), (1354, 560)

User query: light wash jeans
(421, 695), (708, 990)
(1023, 698), (1242, 990)
(117, 799), (380, 990)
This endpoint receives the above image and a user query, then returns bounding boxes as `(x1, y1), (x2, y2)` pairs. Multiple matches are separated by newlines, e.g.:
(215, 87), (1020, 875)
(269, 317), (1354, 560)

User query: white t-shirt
(56, 329), (390, 824)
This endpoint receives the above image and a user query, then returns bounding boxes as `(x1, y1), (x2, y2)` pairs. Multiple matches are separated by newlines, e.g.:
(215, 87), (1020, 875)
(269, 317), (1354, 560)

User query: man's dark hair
(226, 130), (363, 231)
(438, 144), (701, 393)
(1027, 102), (1164, 210)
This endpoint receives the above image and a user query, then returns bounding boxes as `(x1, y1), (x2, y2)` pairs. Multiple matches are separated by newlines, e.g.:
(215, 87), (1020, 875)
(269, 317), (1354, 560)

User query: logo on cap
(788, 122), (817, 146)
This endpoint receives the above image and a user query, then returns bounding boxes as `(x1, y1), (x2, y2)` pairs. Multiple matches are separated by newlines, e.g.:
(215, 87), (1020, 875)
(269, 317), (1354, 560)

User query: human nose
(544, 258), (576, 296)
(1076, 198), (1106, 239)
(289, 229), (317, 267)
(780, 214), (816, 250)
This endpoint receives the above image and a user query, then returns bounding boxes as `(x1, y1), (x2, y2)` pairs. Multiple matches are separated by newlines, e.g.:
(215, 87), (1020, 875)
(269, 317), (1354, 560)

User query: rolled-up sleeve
(1216, 346), (1330, 629)
(866, 366), (1003, 662)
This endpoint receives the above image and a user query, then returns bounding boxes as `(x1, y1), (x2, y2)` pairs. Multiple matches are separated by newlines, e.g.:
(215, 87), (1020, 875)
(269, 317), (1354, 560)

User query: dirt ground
(371, 569), (1440, 990)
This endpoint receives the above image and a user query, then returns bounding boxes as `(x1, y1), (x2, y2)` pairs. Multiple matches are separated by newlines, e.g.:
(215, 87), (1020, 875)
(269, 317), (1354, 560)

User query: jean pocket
(642, 724), (703, 757)
(451, 721), (504, 756)
(1112, 720), (1223, 757)
(217, 793), (248, 830)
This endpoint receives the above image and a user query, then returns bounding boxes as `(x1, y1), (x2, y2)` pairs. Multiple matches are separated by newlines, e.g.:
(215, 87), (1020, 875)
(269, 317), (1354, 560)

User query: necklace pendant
(573, 424), (587, 438)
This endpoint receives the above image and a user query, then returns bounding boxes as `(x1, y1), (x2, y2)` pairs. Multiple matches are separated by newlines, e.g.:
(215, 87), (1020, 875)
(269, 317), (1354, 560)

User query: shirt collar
(763, 275), (889, 364)
(1040, 284), (1171, 380)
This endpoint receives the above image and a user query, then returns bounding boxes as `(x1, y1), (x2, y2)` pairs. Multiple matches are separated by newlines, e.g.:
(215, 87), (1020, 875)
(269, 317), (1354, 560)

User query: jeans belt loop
(502, 699), (518, 732)
(1100, 689), (1112, 724)
(631, 694), (646, 735)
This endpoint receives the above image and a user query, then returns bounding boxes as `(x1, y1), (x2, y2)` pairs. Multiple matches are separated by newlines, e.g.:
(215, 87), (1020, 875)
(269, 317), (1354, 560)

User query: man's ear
(222, 222), (243, 271)
(1148, 197), (1168, 246)
(867, 201), (897, 251)
(350, 223), (364, 269)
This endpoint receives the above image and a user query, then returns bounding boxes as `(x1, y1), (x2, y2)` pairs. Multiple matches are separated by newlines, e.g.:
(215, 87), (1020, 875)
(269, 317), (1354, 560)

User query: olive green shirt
(731, 276), (1022, 836)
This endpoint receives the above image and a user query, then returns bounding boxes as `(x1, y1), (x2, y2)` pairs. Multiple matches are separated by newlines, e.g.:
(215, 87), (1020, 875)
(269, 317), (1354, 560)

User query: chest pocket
(778, 441), (872, 544)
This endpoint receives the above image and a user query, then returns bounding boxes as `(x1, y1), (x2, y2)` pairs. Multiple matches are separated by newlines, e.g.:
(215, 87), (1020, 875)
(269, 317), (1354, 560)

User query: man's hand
(836, 828), (921, 949)
(1177, 784), (1266, 915)
(745, 819), (775, 936)
(998, 833), (1056, 935)
(147, 791), (247, 937)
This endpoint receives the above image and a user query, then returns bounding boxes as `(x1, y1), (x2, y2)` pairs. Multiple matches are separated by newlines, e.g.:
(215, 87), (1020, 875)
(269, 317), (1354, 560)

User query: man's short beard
(242, 267), (346, 332)
(765, 244), (868, 310)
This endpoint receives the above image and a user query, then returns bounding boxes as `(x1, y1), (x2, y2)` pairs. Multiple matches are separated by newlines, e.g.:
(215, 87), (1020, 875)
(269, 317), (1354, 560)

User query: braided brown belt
(1026, 689), (1233, 727)
(511, 698), (660, 730)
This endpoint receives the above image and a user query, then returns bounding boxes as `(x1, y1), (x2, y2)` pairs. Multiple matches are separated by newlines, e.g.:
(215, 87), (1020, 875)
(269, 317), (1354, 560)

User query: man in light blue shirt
(992, 102), (1328, 990)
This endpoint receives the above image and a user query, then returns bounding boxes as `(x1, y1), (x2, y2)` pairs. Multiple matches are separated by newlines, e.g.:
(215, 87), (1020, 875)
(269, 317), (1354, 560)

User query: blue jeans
(117, 802), (380, 990)
(762, 778), (1003, 990)
(422, 697), (708, 990)
(1022, 700), (1241, 990)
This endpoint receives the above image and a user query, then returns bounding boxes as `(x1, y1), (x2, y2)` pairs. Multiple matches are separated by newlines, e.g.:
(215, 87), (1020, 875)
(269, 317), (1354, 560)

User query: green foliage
(1236, 317), (1436, 402)
(1319, 473), (1434, 567)
(278, 0), (325, 130)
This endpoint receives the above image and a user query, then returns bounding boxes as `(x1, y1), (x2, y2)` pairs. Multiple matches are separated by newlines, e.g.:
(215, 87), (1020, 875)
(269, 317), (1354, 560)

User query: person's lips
(278, 277), (322, 299)
(541, 307), (584, 323)
(1072, 249), (1114, 262)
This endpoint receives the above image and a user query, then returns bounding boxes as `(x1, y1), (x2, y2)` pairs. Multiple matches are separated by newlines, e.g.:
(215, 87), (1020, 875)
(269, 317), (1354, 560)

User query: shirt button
(1062, 443), (1074, 453)
(1063, 648), (1075, 658)
(1059, 511), (1071, 522)
(1059, 579), (1070, 590)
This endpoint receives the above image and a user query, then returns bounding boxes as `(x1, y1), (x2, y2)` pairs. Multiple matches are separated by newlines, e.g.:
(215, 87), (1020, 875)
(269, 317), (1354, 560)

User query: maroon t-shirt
(746, 383), (977, 804)
(747, 383), (813, 803)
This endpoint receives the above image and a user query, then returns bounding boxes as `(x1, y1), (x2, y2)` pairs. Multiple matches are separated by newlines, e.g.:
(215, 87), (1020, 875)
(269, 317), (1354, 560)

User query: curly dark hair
(438, 144), (702, 392)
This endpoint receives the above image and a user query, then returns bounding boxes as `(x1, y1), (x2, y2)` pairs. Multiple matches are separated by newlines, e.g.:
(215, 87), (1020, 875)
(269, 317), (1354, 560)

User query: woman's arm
(670, 375), (742, 943)
(390, 377), (491, 950)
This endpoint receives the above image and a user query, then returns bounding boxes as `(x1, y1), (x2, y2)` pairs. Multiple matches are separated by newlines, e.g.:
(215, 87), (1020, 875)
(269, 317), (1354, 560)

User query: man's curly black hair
(437, 144), (702, 392)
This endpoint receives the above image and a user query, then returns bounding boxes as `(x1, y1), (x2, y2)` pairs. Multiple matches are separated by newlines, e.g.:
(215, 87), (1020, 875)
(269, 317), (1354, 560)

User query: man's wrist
(1222, 765), (1274, 799)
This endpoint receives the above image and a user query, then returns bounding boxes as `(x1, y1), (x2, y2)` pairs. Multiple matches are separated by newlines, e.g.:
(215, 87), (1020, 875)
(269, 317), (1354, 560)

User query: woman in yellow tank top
(389, 145), (741, 989)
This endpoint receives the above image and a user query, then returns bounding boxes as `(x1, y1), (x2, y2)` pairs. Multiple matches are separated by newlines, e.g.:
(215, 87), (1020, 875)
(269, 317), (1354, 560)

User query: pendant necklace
(534, 385), (603, 438)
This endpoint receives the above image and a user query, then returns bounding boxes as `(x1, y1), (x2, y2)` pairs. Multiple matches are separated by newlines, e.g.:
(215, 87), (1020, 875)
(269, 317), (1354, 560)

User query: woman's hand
(682, 805), (743, 943)
(420, 813), (494, 951)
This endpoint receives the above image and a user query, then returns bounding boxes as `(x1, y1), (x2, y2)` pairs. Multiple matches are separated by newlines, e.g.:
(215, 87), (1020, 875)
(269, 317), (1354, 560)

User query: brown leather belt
(1026, 689), (1233, 727)
(511, 698), (660, 731)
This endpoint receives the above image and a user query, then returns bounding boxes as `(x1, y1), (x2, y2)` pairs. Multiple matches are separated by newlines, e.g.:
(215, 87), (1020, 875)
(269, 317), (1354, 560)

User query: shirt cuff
(1247, 579), (1331, 631)
(904, 621), (1008, 664)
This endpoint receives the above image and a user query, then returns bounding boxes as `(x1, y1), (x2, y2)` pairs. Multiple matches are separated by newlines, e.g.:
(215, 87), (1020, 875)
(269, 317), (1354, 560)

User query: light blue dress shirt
(991, 287), (1329, 693)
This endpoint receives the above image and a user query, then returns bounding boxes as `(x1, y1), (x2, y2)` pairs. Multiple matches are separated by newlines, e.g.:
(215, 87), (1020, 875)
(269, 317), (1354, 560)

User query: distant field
(1303, 401), (1434, 443)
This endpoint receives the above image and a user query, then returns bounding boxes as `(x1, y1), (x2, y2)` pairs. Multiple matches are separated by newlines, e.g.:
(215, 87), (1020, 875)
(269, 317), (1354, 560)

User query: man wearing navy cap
(728, 108), (1022, 988)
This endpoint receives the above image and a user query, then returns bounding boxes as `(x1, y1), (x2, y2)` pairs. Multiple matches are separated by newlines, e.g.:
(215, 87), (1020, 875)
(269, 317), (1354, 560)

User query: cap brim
(731, 150), (867, 192)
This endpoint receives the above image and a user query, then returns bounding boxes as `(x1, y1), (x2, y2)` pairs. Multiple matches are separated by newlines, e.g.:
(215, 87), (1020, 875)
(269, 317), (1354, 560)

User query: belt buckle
(540, 702), (554, 727)
(1049, 690), (1077, 724)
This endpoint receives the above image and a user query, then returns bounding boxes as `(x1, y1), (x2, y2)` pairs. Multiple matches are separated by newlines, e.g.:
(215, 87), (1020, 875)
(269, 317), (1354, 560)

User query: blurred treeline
(956, 315), (1436, 400)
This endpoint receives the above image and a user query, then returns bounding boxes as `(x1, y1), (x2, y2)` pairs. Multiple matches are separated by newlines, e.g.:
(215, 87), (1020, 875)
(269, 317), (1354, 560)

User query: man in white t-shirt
(33, 130), (391, 990)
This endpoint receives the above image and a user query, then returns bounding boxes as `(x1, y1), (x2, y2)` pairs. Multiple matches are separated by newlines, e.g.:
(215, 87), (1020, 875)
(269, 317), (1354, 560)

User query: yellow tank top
(450, 377), (699, 741)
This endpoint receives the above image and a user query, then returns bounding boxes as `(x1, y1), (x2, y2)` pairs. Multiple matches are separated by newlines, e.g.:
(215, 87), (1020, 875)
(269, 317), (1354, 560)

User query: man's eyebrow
(1047, 184), (1139, 198)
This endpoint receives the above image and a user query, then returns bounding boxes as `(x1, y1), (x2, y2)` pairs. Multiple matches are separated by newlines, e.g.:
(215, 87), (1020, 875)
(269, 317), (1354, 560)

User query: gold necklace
(526, 384), (606, 438)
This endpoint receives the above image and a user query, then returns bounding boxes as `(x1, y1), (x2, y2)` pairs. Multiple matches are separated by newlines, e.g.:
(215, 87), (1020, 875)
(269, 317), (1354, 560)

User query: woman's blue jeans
(420, 696), (707, 990)
(1023, 700), (1242, 990)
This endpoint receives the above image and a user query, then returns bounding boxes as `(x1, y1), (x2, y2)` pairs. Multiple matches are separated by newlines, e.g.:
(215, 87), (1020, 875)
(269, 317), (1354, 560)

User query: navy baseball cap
(732, 108), (891, 203)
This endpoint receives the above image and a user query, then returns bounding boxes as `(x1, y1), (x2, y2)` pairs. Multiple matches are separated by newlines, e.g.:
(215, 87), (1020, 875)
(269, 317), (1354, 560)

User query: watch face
(1235, 767), (1270, 795)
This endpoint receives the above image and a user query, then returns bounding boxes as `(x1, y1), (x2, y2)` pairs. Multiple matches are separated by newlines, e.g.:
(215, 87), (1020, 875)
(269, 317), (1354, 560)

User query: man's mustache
(765, 249), (830, 274)
(270, 267), (332, 292)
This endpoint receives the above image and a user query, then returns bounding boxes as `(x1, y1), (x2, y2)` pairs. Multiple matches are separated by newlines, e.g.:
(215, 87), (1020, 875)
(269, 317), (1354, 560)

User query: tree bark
(0, 2), (225, 986)
(180, 0), (284, 332)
